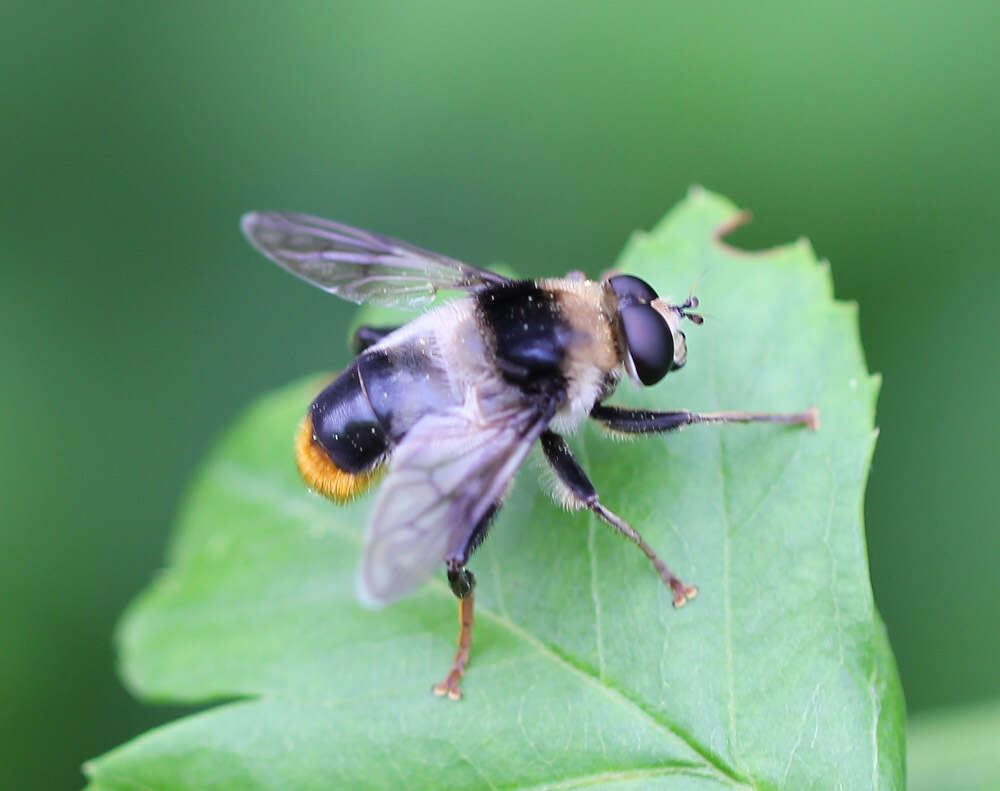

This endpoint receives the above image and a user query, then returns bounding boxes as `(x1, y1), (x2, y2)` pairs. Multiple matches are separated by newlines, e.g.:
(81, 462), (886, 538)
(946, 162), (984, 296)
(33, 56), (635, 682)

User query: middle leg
(540, 431), (697, 607)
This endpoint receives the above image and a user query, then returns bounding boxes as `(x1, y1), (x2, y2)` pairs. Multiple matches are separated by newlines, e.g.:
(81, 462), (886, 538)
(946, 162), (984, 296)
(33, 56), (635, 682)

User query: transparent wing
(357, 396), (555, 606)
(241, 211), (509, 310)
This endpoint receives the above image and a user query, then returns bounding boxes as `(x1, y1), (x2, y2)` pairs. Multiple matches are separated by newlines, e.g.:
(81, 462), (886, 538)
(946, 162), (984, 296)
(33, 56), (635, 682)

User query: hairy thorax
(539, 278), (624, 433)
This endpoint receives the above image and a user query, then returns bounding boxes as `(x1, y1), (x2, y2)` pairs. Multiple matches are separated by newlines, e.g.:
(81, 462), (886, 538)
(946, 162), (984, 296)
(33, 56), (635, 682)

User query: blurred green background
(2, 2), (997, 788)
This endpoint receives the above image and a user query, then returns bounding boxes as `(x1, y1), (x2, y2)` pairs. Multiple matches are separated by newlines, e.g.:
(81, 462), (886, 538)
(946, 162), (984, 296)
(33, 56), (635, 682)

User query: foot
(433, 671), (463, 701)
(671, 583), (698, 608)
(805, 407), (820, 431)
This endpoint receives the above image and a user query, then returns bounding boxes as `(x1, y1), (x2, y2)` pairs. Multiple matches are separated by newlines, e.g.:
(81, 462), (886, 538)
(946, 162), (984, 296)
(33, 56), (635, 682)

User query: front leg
(590, 404), (819, 434)
(540, 431), (697, 607)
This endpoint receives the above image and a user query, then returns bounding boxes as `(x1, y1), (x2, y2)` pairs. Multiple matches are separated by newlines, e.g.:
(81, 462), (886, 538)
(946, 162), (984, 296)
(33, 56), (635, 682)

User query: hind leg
(432, 504), (500, 700)
(351, 325), (401, 355)
(432, 564), (476, 700)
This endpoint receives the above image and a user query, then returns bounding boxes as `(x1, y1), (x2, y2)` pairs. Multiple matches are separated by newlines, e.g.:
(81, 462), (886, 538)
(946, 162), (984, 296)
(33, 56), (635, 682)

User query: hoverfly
(241, 211), (818, 700)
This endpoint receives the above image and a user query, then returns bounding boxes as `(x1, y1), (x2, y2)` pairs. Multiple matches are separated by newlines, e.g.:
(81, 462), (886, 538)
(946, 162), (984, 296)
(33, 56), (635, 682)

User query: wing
(357, 394), (556, 606)
(241, 211), (510, 310)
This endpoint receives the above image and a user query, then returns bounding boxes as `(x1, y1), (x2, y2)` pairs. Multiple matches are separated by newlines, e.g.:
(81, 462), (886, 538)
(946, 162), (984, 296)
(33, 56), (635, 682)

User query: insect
(241, 211), (819, 700)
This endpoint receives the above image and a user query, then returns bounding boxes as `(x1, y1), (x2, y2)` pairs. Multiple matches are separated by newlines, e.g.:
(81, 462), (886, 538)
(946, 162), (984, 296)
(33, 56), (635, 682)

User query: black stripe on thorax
(475, 281), (574, 392)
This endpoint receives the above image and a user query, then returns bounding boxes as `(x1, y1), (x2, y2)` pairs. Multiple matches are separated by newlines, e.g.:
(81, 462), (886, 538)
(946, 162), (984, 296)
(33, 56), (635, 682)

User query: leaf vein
(213, 462), (754, 789)
(500, 765), (724, 791)
(575, 430), (607, 682)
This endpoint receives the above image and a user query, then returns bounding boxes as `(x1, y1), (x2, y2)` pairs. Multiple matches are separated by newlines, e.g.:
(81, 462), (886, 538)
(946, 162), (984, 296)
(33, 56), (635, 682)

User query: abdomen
(296, 324), (459, 502)
(296, 359), (390, 502)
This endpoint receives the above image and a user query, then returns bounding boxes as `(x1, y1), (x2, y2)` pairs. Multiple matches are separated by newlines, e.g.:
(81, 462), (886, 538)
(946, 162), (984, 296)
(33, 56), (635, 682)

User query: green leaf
(86, 189), (902, 790)
(908, 699), (1000, 791)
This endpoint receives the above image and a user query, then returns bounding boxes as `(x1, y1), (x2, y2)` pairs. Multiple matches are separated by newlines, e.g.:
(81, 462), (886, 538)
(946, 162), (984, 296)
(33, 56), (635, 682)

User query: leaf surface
(86, 189), (902, 790)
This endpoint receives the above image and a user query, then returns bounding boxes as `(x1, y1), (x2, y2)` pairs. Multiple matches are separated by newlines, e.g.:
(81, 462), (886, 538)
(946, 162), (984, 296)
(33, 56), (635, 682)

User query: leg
(432, 503), (499, 700)
(540, 431), (697, 607)
(351, 324), (400, 355)
(433, 564), (476, 700)
(590, 404), (819, 434)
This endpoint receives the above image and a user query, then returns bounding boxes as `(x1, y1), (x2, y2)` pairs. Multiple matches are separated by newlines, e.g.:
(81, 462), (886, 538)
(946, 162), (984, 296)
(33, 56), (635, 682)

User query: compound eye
(620, 303), (674, 385)
(608, 274), (658, 304)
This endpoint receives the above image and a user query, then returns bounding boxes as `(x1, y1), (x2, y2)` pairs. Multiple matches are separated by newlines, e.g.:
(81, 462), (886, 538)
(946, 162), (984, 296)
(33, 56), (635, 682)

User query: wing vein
(241, 211), (510, 309)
